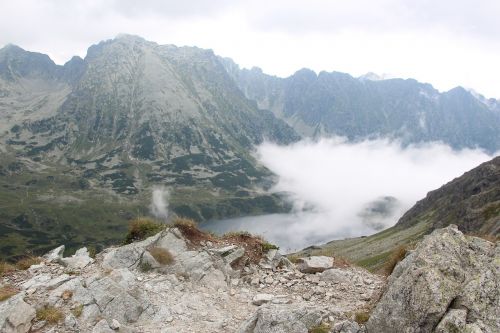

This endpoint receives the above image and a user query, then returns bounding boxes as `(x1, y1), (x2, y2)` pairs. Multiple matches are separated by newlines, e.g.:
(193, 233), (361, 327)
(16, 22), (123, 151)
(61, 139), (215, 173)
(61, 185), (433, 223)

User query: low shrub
(16, 256), (42, 270)
(354, 311), (370, 324)
(71, 304), (83, 318)
(139, 262), (153, 272)
(382, 245), (408, 276)
(36, 306), (64, 324)
(149, 247), (174, 265)
(261, 242), (279, 252)
(0, 285), (17, 301)
(124, 217), (165, 244)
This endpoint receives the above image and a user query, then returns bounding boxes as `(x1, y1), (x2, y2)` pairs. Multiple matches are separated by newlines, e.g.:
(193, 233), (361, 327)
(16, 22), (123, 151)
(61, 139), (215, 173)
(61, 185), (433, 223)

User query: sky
(200, 138), (495, 251)
(0, 0), (499, 98)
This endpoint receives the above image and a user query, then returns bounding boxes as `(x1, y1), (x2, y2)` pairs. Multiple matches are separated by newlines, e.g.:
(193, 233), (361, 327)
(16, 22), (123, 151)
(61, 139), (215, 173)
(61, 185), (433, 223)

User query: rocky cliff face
(0, 35), (299, 259)
(222, 59), (500, 152)
(1, 224), (497, 332)
(396, 156), (500, 236)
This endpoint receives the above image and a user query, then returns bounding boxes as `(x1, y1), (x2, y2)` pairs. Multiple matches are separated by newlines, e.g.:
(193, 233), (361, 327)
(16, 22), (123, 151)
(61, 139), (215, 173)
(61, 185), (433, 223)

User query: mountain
(222, 60), (500, 152)
(0, 35), (299, 259)
(296, 156), (500, 271)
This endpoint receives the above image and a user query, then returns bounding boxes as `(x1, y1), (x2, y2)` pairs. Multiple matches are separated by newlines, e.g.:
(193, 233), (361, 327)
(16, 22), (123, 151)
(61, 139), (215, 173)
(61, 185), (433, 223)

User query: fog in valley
(202, 138), (496, 251)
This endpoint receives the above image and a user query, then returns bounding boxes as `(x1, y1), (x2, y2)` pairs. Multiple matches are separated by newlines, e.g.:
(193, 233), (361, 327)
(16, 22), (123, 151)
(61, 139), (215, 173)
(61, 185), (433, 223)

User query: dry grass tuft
(0, 262), (16, 277)
(382, 245), (408, 276)
(16, 256), (42, 270)
(172, 217), (215, 246)
(36, 306), (64, 324)
(0, 285), (18, 301)
(149, 247), (174, 265)
(309, 323), (330, 333)
(124, 217), (165, 244)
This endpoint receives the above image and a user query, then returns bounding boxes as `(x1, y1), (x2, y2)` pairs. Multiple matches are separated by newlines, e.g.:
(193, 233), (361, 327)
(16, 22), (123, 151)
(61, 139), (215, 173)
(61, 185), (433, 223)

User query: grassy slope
(296, 221), (431, 273)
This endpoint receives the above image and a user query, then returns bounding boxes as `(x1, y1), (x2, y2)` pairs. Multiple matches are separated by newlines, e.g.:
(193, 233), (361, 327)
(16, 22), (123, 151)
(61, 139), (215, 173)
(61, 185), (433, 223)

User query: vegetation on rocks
(149, 247), (174, 265)
(0, 261), (15, 277)
(71, 304), (83, 318)
(15, 256), (42, 270)
(124, 217), (165, 244)
(36, 306), (64, 324)
(309, 323), (330, 333)
(0, 285), (17, 301)
(382, 245), (408, 276)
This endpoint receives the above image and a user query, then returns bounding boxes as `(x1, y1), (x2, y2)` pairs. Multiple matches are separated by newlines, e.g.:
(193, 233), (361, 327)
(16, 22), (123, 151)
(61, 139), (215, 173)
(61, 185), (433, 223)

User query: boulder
(60, 247), (94, 269)
(43, 245), (65, 263)
(252, 294), (274, 306)
(101, 234), (160, 270)
(259, 250), (294, 270)
(0, 293), (36, 333)
(237, 304), (324, 333)
(366, 225), (500, 333)
(296, 256), (334, 273)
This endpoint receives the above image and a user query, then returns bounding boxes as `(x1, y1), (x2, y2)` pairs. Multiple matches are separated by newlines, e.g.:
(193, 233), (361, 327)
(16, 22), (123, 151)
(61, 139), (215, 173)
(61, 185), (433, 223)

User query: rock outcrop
(0, 227), (383, 332)
(366, 225), (499, 333)
(2, 224), (498, 332)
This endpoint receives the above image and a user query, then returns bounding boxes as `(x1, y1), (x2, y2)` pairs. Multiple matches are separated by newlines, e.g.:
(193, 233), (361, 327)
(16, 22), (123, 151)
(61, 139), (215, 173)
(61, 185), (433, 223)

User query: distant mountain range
(222, 59), (500, 152)
(0, 35), (499, 259)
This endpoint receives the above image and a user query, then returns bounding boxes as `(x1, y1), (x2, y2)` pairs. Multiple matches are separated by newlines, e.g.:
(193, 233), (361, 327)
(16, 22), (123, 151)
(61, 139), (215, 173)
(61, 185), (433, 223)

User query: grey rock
(366, 225), (500, 333)
(434, 309), (467, 333)
(0, 293), (36, 333)
(155, 229), (188, 255)
(319, 268), (352, 284)
(60, 247), (94, 269)
(238, 304), (324, 333)
(43, 245), (65, 262)
(93, 319), (114, 333)
(102, 234), (160, 270)
(331, 320), (362, 333)
(252, 294), (274, 306)
(296, 256), (334, 273)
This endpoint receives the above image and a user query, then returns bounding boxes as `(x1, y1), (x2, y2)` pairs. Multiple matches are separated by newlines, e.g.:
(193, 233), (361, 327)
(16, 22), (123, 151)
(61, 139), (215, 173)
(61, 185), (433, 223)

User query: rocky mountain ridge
(0, 223), (498, 332)
(222, 59), (500, 152)
(0, 35), (299, 259)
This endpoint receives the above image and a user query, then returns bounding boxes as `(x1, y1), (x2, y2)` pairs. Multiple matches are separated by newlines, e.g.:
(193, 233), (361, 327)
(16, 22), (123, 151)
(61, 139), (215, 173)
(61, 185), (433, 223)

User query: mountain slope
(223, 60), (500, 152)
(0, 36), (299, 259)
(296, 156), (500, 271)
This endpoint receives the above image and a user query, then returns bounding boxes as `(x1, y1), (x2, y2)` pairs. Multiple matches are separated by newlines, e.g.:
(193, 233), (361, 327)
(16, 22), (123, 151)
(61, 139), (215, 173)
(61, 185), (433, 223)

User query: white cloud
(204, 139), (495, 252)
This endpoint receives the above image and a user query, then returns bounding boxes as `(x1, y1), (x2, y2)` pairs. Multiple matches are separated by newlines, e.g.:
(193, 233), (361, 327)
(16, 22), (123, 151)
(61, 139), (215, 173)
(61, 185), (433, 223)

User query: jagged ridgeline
(0, 36), (299, 259)
(222, 59), (500, 152)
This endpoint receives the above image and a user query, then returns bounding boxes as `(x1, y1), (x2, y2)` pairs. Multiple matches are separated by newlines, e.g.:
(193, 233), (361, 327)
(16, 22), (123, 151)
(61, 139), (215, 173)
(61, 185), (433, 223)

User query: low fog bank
(205, 138), (495, 252)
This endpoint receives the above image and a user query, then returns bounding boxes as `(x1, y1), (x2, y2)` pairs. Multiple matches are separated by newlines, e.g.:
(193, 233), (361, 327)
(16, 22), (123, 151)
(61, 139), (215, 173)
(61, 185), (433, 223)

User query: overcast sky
(1, 0), (499, 98)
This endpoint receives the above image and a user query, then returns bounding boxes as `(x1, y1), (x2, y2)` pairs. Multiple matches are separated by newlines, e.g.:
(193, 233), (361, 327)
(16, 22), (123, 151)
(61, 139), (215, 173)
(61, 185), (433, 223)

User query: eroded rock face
(366, 225), (500, 333)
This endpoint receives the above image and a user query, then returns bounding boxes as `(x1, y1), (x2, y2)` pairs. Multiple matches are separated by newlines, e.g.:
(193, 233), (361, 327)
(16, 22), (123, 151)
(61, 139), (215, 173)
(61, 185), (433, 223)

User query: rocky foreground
(0, 224), (498, 333)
